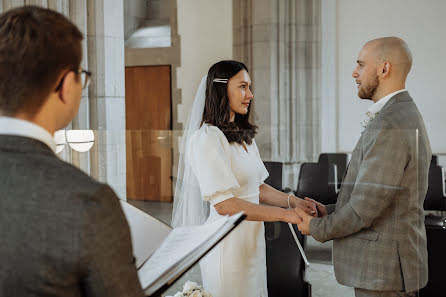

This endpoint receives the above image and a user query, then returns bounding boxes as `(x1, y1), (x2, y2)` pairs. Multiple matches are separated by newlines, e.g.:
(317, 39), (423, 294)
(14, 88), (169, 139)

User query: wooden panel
(125, 66), (172, 201)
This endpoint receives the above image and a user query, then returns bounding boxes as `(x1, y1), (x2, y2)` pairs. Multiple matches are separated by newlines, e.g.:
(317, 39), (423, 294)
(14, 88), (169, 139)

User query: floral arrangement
(166, 281), (212, 297)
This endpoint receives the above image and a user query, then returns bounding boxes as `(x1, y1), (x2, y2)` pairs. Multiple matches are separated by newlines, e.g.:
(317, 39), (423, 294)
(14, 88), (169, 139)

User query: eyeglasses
(78, 69), (92, 89)
(55, 68), (92, 91)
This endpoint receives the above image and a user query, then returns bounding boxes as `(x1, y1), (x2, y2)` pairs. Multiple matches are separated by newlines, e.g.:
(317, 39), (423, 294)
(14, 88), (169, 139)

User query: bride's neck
(229, 111), (235, 122)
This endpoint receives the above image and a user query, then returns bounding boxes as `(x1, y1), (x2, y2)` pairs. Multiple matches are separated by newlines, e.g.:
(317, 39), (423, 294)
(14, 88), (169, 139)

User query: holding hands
(295, 197), (328, 235)
(282, 194), (318, 226)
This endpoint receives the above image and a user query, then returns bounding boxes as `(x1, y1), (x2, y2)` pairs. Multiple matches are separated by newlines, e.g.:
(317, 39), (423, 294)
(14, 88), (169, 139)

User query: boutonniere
(360, 111), (378, 128)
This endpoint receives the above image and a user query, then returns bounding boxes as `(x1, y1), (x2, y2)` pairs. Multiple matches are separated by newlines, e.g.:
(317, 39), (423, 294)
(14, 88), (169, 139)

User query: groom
(297, 37), (431, 297)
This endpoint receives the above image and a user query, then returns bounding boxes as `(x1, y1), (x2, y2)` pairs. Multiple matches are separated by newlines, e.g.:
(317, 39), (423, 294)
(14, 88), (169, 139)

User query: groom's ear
(381, 61), (391, 78)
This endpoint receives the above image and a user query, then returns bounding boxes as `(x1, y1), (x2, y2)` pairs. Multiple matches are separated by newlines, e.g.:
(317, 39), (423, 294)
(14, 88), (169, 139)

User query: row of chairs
(264, 153), (348, 205)
(265, 154), (446, 210)
(264, 154), (446, 297)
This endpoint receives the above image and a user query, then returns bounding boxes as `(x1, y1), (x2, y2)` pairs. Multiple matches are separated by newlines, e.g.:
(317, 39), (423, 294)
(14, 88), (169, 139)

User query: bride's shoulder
(191, 123), (229, 147)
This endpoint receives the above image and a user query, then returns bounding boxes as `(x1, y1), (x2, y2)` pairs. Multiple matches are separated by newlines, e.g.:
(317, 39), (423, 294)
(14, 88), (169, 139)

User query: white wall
(324, 0), (446, 155)
(176, 0), (233, 126)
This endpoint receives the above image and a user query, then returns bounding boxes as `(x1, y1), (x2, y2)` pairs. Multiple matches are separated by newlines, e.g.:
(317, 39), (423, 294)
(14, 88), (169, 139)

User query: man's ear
(53, 70), (68, 103)
(58, 71), (76, 104)
(381, 61), (391, 78)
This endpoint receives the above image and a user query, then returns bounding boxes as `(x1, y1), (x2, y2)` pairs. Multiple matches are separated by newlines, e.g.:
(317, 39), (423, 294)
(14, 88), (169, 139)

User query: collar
(0, 117), (56, 153)
(368, 88), (407, 115)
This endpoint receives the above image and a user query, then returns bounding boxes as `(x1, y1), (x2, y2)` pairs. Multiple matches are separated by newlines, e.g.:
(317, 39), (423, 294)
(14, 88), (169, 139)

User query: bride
(172, 60), (317, 297)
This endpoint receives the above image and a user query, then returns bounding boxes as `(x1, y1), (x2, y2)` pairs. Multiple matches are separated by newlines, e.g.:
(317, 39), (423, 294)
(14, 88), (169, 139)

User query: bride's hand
(283, 208), (303, 225)
(291, 195), (318, 217)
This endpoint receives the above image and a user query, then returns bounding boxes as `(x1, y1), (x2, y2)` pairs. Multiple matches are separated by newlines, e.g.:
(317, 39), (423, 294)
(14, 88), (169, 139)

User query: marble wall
(233, 0), (321, 189)
(0, 0), (127, 199)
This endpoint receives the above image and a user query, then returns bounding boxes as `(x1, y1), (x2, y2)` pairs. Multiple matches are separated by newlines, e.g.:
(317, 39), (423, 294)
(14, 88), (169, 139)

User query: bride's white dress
(188, 123), (269, 297)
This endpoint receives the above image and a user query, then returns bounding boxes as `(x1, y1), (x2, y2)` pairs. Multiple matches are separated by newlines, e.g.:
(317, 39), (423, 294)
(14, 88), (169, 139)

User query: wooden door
(125, 65), (172, 201)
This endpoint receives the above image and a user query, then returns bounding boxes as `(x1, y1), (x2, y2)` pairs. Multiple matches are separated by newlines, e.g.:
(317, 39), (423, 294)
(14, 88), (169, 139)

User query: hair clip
(213, 78), (228, 83)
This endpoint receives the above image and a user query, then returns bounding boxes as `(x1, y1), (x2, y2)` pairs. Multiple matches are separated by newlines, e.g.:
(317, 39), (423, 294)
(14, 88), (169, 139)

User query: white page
(150, 215), (243, 291)
(138, 213), (244, 294)
(120, 201), (172, 268)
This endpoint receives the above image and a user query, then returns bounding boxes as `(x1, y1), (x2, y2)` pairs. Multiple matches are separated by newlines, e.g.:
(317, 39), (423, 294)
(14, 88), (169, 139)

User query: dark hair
(0, 6), (83, 116)
(202, 60), (257, 145)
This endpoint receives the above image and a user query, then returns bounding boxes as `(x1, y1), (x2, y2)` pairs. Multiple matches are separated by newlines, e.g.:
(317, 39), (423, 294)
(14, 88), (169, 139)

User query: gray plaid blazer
(0, 135), (145, 297)
(310, 91), (431, 293)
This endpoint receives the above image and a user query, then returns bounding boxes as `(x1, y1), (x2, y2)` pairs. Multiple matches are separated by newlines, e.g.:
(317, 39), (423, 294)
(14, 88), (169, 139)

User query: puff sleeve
(187, 125), (240, 205)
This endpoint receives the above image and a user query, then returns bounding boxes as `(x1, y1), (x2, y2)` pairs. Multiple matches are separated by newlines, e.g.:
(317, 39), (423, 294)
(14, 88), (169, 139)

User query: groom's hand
(295, 208), (313, 235)
(292, 196), (318, 217)
(304, 197), (327, 217)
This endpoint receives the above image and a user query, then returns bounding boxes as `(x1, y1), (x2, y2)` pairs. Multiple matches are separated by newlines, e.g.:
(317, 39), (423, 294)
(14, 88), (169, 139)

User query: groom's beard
(358, 74), (379, 100)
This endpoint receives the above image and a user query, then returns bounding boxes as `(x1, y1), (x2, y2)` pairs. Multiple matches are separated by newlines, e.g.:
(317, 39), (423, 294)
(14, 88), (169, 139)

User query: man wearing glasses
(0, 6), (145, 297)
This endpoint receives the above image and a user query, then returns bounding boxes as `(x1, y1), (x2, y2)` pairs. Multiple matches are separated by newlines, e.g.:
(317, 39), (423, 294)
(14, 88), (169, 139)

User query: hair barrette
(213, 78), (228, 83)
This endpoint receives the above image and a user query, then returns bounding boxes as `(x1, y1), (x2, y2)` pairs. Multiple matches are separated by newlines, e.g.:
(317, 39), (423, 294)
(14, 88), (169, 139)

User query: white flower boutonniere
(166, 281), (212, 297)
(360, 111), (378, 128)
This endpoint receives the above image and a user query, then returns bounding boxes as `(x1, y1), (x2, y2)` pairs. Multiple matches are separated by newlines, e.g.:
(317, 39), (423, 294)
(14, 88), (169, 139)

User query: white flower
(189, 290), (203, 297)
(360, 111), (377, 128)
(183, 281), (199, 294)
(175, 281), (212, 297)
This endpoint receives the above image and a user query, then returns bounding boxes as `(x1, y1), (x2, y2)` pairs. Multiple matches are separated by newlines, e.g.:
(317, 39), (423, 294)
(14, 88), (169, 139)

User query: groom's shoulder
(379, 93), (422, 128)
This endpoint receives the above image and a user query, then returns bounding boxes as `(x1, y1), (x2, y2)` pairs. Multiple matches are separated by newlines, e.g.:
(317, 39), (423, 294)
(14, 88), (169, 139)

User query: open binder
(120, 201), (246, 296)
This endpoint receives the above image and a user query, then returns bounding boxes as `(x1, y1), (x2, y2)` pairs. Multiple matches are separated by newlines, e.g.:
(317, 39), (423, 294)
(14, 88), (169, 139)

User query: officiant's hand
(304, 197), (327, 217)
(295, 208), (312, 235)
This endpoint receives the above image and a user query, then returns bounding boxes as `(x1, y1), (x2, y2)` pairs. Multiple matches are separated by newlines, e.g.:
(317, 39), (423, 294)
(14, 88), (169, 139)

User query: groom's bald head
(364, 37), (413, 78)
(353, 37), (412, 101)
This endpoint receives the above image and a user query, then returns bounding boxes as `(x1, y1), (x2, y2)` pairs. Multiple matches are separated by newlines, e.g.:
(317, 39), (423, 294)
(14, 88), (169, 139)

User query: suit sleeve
(310, 128), (408, 242)
(79, 185), (146, 297)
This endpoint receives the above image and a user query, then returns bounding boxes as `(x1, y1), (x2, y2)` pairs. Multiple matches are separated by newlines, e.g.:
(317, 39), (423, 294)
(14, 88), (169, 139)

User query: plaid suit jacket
(0, 135), (145, 297)
(310, 91), (431, 293)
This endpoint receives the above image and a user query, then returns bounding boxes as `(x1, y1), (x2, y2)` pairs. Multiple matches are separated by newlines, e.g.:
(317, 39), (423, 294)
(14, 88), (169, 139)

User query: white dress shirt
(361, 89), (407, 128)
(0, 116), (56, 153)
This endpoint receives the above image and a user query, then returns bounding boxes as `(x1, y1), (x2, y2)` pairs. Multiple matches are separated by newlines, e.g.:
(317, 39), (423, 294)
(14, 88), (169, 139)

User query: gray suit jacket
(310, 92), (431, 293)
(0, 136), (145, 297)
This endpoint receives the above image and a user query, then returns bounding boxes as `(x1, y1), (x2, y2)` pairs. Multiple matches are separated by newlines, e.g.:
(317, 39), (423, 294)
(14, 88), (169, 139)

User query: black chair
(419, 218), (446, 297)
(318, 153), (348, 191)
(296, 162), (337, 205)
(424, 164), (445, 211)
(264, 163), (311, 296)
(431, 155), (438, 166)
(419, 164), (446, 297)
(264, 161), (283, 190)
(265, 221), (310, 297)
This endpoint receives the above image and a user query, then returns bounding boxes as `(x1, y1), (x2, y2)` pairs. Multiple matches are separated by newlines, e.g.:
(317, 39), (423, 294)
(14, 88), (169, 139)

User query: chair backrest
(265, 221), (307, 297)
(431, 155), (438, 166)
(296, 162), (337, 205)
(318, 153), (348, 187)
(263, 161), (283, 190)
(424, 164), (446, 211)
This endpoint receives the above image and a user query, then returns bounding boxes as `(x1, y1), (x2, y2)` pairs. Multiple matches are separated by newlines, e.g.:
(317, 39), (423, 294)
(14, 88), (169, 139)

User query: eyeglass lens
(80, 71), (90, 89)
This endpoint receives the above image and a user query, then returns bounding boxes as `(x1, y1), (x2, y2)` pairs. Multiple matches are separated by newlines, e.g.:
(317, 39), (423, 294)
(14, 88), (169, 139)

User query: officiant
(0, 6), (145, 297)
